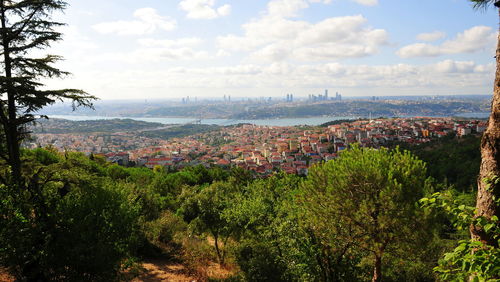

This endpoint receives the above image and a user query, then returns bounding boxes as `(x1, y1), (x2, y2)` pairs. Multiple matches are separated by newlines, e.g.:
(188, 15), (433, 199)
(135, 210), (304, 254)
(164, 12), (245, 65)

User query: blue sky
(46, 0), (498, 100)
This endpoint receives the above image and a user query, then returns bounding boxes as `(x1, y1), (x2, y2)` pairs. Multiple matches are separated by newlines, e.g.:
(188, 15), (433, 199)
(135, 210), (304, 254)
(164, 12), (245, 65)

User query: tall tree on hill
(0, 0), (95, 185)
(469, 0), (500, 247)
(301, 146), (433, 282)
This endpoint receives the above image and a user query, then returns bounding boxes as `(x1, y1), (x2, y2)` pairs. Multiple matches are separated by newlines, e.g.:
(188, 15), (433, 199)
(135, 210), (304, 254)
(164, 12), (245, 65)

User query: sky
(43, 0), (499, 100)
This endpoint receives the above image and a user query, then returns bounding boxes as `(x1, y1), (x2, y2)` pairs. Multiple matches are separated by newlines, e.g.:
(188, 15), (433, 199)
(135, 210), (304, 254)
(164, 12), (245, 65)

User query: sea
(48, 112), (491, 127)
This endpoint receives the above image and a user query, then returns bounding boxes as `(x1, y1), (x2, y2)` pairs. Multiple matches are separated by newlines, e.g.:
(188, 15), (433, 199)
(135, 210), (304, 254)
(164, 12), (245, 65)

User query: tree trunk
(471, 7), (500, 247)
(372, 254), (382, 282)
(213, 234), (223, 264)
(0, 1), (22, 184)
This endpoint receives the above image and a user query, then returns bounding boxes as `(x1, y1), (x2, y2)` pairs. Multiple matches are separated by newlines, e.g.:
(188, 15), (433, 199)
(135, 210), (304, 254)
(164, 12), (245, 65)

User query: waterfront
(48, 112), (490, 127)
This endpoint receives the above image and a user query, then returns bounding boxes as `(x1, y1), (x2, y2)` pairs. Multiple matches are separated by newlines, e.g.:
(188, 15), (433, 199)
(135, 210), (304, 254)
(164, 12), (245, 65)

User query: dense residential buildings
(30, 117), (486, 176)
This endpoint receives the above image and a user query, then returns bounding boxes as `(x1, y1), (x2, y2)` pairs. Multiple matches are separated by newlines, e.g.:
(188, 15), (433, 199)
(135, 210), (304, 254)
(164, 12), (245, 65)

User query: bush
(106, 164), (130, 180)
(142, 211), (187, 247)
(236, 241), (287, 281)
(0, 153), (140, 281)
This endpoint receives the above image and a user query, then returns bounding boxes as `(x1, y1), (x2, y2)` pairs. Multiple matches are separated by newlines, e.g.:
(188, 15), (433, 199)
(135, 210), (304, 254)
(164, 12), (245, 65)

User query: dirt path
(0, 259), (234, 281)
(132, 259), (198, 282)
(132, 258), (235, 282)
(0, 269), (13, 282)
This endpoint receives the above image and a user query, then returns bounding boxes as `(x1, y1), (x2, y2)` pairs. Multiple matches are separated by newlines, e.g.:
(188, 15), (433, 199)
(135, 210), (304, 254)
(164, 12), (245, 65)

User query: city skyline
(44, 0), (498, 100)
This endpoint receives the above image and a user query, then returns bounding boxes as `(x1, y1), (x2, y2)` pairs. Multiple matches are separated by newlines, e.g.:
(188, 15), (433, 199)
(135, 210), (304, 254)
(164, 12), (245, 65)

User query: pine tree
(0, 0), (95, 185)
(0, 2), (96, 279)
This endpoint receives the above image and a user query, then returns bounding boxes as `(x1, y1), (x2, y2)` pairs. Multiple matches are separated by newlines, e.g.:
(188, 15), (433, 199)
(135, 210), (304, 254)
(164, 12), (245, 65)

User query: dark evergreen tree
(0, 0), (95, 185)
(0, 1), (100, 280)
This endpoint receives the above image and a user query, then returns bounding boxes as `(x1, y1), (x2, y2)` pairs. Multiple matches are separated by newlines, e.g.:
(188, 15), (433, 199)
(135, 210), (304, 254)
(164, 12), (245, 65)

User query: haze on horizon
(46, 0), (498, 100)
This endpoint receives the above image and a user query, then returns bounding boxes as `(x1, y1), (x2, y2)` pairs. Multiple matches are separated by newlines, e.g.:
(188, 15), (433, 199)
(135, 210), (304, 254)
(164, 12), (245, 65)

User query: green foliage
(0, 4), (100, 276)
(300, 145), (436, 280)
(235, 240), (287, 281)
(126, 166), (155, 187)
(320, 118), (358, 127)
(142, 211), (187, 249)
(153, 165), (165, 174)
(107, 164), (131, 180)
(28, 147), (61, 165)
(420, 191), (476, 232)
(178, 181), (239, 264)
(0, 150), (140, 281)
(3, 141), (485, 280)
(400, 134), (481, 192)
(45, 180), (140, 280)
(33, 118), (163, 134)
(421, 191), (500, 280)
(226, 173), (361, 281)
(436, 240), (500, 281)
(229, 166), (254, 186)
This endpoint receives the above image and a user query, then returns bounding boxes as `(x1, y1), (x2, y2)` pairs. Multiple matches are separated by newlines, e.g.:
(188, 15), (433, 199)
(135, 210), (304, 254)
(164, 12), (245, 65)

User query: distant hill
(231, 100), (489, 119)
(32, 118), (164, 134)
(37, 96), (490, 119)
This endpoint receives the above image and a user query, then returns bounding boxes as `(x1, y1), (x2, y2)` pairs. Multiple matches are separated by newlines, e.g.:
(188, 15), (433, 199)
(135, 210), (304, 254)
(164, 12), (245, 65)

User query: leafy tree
(399, 134), (481, 192)
(229, 166), (254, 185)
(0, 149), (140, 280)
(125, 166), (155, 187)
(228, 174), (336, 281)
(301, 146), (433, 282)
(236, 240), (288, 281)
(106, 163), (130, 180)
(421, 190), (500, 280)
(468, 0), (500, 247)
(178, 181), (239, 264)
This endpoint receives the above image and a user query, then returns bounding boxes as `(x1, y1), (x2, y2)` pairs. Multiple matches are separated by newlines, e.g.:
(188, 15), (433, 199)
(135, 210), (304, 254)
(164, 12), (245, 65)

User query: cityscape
(2, 0), (500, 281)
(29, 116), (487, 176)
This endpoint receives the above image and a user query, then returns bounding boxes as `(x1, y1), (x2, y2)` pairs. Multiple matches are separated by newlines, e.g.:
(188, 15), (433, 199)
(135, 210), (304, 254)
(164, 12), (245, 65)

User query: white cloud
(50, 57), (493, 99)
(398, 26), (495, 58)
(265, 0), (375, 18)
(58, 25), (98, 50)
(311, 0), (377, 5)
(352, 0), (378, 6)
(267, 0), (310, 18)
(216, 0), (387, 62)
(179, 0), (231, 19)
(251, 44), (291, 62)
(295, 15), (387, 47)
(218, 14), (388, 62)
(435, 60), (476, 73)
(416, 31), (446, 42)
(397, 43), (441, 57)
(156, 48), (209, 60)
(309, 0), (333, 3)
(48, 26), (98, 68)
(66, 60), (492, 96)
(92, 8), (176, 36)
(137, 37), (203, 48)
(293, 44), (378, 60)
(217, 4), (231, 17)
(216, 49), (231, 57)
(94, 47), (209, 63)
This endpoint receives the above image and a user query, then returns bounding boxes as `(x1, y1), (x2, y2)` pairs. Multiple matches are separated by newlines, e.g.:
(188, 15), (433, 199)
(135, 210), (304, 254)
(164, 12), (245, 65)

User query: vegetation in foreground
(0, 140), (492, 281)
